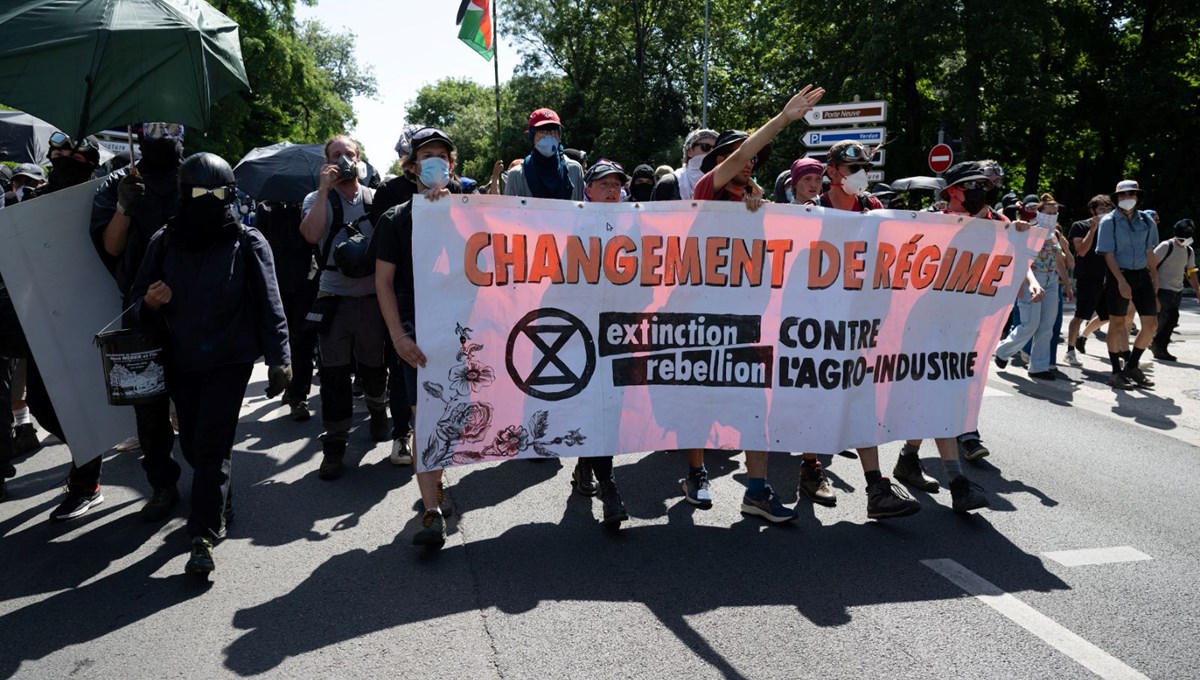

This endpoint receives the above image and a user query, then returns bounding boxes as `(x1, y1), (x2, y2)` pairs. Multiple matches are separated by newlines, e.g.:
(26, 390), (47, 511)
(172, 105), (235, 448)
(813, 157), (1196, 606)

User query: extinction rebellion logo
(506, 308), (596, 401)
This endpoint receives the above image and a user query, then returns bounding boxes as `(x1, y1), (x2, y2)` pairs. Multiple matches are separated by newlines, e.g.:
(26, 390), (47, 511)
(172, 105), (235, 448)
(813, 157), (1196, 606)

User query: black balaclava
(138, 138), (184, 175)
(174, 152), (238, 249)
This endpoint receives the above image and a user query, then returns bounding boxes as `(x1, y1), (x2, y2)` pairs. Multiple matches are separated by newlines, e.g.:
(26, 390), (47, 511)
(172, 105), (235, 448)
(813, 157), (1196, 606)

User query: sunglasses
(693, 142), (715, 152)
(48, 131), (98, 153)
(189, 185), (234, 200)
(142, 122), (185, 141)
(957, 180), (993, 191)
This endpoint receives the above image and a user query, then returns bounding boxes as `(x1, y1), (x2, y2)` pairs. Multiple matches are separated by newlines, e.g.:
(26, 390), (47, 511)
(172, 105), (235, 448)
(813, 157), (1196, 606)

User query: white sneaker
(389, 431), (414, 465)
(1065, 349), (1082, 366)
(1018, 350), (1031, 365)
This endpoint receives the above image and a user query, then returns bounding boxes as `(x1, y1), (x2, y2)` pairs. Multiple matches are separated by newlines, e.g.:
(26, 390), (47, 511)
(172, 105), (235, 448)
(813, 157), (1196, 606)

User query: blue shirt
(1095, 209), (1158, 270)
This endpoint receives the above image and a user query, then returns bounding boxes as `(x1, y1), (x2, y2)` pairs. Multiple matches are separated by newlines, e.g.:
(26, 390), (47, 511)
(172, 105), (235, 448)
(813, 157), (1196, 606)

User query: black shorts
(1073, 273), (1109, 321)
(1104, 268), (1157, 317)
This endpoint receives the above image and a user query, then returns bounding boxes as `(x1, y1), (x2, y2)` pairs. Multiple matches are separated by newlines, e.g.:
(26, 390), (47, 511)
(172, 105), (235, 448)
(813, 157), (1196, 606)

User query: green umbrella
(0, 0), (250, 140)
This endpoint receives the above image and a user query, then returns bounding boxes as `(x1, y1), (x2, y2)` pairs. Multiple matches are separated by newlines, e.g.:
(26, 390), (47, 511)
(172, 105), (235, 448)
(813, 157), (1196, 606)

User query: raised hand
(782, 85), (827, 122)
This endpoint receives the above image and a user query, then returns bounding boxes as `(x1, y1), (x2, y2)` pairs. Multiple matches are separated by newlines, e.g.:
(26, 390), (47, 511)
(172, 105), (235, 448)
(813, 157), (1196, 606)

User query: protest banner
(0, 181), (136, 466)
(411, 196), (1044, 472)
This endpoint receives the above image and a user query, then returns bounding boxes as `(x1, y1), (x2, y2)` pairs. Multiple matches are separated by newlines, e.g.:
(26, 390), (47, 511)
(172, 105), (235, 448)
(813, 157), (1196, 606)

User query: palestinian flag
(456, 0), (494, 61)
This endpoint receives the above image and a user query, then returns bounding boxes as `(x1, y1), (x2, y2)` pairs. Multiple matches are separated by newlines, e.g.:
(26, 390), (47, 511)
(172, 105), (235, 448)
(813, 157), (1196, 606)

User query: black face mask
(961, 189), (989, 215)
(631, 183), (653, 202)
(49, 156), (95, 188)
(138, 139), (183, 174)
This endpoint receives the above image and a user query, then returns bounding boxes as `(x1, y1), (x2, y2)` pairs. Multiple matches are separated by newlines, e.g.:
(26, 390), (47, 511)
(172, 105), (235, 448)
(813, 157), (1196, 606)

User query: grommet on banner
(461, 196), (469, 204)
(577, 203), (584, 209)
(521, 199), (527, 205)
(691, 202), (698, 208)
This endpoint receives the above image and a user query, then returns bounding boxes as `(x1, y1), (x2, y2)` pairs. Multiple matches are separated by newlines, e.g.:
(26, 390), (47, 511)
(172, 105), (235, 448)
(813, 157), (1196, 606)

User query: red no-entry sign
(928, 144), (953, 174)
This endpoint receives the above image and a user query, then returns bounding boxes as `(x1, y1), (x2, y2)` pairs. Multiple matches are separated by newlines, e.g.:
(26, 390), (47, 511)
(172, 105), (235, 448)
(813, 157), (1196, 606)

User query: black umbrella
(234, 142), (379, 203)
(890, 176), (946, 193)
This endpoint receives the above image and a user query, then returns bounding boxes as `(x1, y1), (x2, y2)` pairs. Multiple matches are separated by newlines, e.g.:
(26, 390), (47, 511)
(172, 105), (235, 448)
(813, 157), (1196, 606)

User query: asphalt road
(2, 300), (1198, 679)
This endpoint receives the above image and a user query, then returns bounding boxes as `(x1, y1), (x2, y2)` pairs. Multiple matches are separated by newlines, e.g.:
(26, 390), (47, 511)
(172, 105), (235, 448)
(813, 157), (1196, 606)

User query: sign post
(804, 100), (888, 126)
(804, 126), (887, 148)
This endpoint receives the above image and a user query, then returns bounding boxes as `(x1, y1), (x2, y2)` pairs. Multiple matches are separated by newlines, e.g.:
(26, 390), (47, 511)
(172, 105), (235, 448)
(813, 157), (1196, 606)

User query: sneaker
(1065, 349), (1082, 366)
(318, 445), (345, 480)
(185, 537), (215, 574)
(1123, 365), (1154, 388)
(993, 355), (1008, 369)
(49, 489), (104, 521)
(13, 424), (41, 457)
(893, 446), (939, 491)
(1074, 337), (1087, 354)
(1029, 370), (1057, 381)
(598, 480), (629, 525)
(139, 486), (179, 523)
(368, 407), (390, 442)
(389, 431), (414, 465)
(798, 463), (836, 506)
(114, 436), (141, 452)
(1109, 372), (1136, 390)
(217, 495), (234, 541)
(1130, 324), (1139, 336)
(413, 510), (446, 548)
(289, 401), (312, 421)
(1018, 350), (1031, 365)
(571, 459), (598, 497)
(949, 475), (990, 513)
(680, 470), (713, 508)
(960, 438), (990, 461)
(1149, 342), (1177, 362)
(866, 478), (921, 519)
(740, 485), (798, 523)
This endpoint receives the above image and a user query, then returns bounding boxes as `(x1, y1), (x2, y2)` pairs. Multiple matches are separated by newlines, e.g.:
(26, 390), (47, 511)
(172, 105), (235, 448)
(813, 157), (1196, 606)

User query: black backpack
(320, 189), (376, 279)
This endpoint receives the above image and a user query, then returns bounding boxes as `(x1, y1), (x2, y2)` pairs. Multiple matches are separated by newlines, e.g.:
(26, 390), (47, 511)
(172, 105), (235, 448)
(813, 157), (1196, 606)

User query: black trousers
(386, 344), (411, 439)
(281, 281), (319, 405)
(1154, 289), (1183, 349)
(171, 363), (253, 541)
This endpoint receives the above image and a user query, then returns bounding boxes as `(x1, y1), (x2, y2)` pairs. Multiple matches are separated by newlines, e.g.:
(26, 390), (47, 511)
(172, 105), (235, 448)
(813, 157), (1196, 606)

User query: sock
(746, 477), (767, 495)
(689, 465), (705, 477)
(865, 469), (883, 485)
(1108, 352), (1123, 373)
(943, 458), (963, 480)
(1129, 347), (1145, 366)
(1122, 350), (1132, 364)
(13, 407), (30, 426)
(900, 444), (919, 459)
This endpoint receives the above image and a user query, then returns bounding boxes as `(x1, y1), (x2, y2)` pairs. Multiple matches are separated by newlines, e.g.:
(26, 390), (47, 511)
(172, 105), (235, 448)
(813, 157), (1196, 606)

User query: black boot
(319, 441), (346, 480)
(598, 480), (628, 526)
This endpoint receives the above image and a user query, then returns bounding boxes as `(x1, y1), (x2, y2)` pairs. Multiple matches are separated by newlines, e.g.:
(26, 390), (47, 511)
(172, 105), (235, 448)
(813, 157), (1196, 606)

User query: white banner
(0, 181), (136, 465)
(412, 196), (1043, 471)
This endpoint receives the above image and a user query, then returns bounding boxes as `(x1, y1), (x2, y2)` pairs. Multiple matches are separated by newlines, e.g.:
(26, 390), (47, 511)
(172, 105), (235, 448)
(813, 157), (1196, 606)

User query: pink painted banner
(411, 195), (1044, 472)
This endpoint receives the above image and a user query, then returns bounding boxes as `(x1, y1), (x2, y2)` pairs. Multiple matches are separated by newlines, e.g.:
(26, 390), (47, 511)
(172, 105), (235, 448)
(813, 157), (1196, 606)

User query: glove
(116, 173), (146, 215)
(265, 364), (292, 399)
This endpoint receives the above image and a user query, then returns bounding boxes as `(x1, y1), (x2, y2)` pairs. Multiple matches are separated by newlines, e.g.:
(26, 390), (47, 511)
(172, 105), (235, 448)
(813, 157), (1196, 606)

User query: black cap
(1022, 194), (1040, 206)
(179, 152), (235, 188)
(632, 164), (655, 181)
(1175, 218), (1195, 237)
(584, 159), (627, 184)
(1000, 192), (1019, 207)
(939, 161), (990, 197)
(700, 130), (771, 173)
(409, 127), (456, 154)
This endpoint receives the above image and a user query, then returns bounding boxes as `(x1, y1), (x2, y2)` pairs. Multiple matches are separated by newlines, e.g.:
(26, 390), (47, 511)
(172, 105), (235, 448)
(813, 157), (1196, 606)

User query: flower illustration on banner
(421, 322), (587, 470)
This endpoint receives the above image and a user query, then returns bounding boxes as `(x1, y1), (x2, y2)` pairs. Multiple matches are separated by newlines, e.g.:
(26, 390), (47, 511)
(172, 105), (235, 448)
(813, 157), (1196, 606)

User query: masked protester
(1095, 180), (1159, 389)
(370, 124), (463, 223)
(374, 127), (458, 548)
(504, 109), (585, 200)
(1065, 195), (1115, 365)
(298, 135), (388, 480)
(6, 164), (45, 203)
(130, 153), (290, 576)
(818, 142), (883, 212)
(653, 128), (718, 201)
(627, 164), (655, 202)
(0, 132), (100, 503)
(1150, 219), (1200, 361)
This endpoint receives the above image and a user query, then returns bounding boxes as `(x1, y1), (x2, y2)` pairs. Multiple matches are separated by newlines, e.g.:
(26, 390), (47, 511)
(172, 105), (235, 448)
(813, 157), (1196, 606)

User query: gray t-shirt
(1153, 239), (1195, 292)
(302, 184), (376, 297)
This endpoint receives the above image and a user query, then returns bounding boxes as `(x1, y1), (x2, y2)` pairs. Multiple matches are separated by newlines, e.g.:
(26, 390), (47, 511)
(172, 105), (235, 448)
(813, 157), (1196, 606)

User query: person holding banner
(817, 141), (884, 212)
(689, 84), (828, 523)
(375, 127), (458, 548)
(130, 152), (291, 576)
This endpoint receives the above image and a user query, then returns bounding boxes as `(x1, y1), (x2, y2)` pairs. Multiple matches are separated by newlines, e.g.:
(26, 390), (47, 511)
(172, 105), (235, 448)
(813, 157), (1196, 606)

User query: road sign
(804, 127), (886, 148)
(804, 100), (888, 126)
(804, 148), (885, 167)
(928, 144), (954, 174)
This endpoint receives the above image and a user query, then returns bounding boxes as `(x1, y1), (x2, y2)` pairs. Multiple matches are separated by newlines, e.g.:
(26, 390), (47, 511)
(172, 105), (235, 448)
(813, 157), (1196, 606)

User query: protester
(627, 164), (655, 202)
(653, 165), (673, 182)
(131, 152), (290, 576)
(817, 142), (884, 212)
(652, 128), (717, 201)
(788, 158), (824, 205)
(1150, 219), (1199, 361)
(1095, 179), (1158, 389)
(299, 135), (388, 479)
(1065, 195), (1114, 365)
(4, 164), (46, 204)
(691, 84), (825, 523)
(994, 193), (1074, 380)
(504, 109), (585, 201)
(371, 125), (462, 223)
(87, 122), (186, 523)
(374, 126), (457, 547)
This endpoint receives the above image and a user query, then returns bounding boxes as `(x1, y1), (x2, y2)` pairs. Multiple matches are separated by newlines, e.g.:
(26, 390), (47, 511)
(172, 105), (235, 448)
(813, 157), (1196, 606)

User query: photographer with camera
(299, 135), (387, 481)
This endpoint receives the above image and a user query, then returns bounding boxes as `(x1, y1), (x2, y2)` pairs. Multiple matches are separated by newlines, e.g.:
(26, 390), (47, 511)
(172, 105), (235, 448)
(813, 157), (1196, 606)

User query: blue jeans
(996, 271), (1059, 373)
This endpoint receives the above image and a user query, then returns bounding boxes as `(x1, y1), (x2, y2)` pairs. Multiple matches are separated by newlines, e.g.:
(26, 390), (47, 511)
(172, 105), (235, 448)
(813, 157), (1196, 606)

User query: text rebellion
(463, 233), (1013, 296)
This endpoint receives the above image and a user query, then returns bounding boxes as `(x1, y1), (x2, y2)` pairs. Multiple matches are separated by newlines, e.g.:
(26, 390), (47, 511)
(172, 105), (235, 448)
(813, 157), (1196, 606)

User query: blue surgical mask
(419, 157), (450, 190)
(535, 135), (559, 158)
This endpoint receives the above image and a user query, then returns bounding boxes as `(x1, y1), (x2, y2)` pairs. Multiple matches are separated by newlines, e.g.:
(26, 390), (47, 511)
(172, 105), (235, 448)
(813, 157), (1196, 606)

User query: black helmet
(179, 152), (235, 192)
(1174, 218), (1195, 238)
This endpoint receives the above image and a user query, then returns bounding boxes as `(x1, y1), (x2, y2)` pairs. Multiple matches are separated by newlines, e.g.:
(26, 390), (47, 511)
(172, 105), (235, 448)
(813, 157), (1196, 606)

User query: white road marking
(1043, 547), (1152, 568)
(922, 558), (1150, 680)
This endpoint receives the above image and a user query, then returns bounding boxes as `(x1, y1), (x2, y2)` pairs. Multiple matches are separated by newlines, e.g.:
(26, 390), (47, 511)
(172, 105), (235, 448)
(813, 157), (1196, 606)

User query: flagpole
(493, 0), (502, 163)
(702, 0), (709, 128)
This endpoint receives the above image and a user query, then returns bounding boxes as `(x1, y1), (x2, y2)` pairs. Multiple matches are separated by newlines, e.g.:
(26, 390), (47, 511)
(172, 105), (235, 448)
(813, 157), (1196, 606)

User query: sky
(296, 0), (519, 167)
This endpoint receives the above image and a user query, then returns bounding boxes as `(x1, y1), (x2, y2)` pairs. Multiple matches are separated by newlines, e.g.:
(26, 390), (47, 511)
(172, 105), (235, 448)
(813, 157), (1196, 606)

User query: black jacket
(90, 166), (180, 297)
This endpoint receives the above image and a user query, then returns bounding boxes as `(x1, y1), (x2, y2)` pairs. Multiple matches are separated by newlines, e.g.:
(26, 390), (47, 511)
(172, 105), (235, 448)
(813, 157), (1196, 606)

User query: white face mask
(1036, 211), (1057, 229)
(1182, 237), (1194, 247)
(841, 169), (868, 194)
(686, 155), (705, 172)
(1118, 198), (1138, 211)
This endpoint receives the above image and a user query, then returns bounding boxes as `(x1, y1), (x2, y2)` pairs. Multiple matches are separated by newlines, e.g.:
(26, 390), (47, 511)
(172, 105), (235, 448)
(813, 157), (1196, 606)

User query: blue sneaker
(741, 485), (798, 523)
(680, 471), (713, 508)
